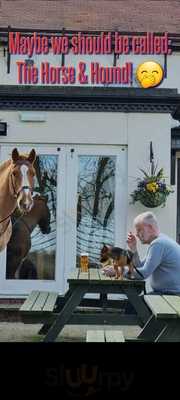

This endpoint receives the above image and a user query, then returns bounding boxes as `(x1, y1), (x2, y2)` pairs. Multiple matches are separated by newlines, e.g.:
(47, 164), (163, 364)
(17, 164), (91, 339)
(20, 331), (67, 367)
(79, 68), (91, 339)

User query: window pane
(6, 154), (57, 280)
(77, 156), (115, 267)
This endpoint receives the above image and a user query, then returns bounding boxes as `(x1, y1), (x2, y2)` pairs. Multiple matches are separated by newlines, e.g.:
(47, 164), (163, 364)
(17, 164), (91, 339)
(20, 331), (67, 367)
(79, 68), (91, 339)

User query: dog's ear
(100, 244), (111, 262)
(101, 244), (109, 253)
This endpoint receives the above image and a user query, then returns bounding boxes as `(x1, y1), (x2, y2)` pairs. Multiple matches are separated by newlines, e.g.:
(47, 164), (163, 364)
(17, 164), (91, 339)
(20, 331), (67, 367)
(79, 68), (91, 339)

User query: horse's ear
(12, 148), (19, 163)
(28, 149), (36, 164)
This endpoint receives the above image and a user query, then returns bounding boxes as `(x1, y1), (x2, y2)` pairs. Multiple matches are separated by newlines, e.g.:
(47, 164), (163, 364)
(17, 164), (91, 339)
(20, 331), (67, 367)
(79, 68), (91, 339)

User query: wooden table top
(67, 268), (145, 288)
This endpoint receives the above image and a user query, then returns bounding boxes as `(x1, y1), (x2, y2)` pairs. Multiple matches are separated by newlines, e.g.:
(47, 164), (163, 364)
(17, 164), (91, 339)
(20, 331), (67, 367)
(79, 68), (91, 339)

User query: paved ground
(0, 322), (141, 342)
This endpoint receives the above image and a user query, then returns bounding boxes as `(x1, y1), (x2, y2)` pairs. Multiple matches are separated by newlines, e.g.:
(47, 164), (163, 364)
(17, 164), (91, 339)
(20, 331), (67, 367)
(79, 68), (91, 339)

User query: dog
(100, 244), (134, 279)
(110, 247), (134, 280)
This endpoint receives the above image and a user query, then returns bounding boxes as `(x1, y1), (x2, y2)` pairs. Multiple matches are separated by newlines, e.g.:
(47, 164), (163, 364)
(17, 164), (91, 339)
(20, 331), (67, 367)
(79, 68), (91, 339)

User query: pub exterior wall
(0, 110), (175, 259)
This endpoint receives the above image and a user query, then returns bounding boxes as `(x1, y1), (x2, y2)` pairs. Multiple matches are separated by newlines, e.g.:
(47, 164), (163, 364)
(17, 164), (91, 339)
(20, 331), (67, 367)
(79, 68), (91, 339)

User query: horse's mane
(0, 159), (11, 173)
(15, 154), (31, 161)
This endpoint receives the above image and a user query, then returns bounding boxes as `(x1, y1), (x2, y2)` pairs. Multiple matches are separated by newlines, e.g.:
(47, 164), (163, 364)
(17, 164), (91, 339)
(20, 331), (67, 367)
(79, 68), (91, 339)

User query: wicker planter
(139, 191), (167, 208)
(130, 164), (174, 208)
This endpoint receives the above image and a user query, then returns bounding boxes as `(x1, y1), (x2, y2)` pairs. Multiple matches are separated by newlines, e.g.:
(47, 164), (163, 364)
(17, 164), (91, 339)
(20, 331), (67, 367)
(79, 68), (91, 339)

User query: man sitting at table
(127, 211), (180, 294)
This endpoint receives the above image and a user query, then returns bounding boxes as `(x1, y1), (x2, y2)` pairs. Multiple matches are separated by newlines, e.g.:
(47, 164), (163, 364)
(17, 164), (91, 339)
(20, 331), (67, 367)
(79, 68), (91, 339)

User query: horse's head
(10, 148), (36, 213)
(33, 194), (51, 234)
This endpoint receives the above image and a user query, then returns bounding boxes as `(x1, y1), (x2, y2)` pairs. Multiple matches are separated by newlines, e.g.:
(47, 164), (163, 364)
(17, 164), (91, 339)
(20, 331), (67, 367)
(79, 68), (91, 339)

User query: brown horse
(0, 148), (36, 251)
(6, 194), (51, 279)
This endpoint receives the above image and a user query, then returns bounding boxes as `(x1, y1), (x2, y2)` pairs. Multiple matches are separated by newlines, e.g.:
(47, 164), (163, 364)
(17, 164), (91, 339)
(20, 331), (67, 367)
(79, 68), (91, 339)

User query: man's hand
(127, 231), (137, 252)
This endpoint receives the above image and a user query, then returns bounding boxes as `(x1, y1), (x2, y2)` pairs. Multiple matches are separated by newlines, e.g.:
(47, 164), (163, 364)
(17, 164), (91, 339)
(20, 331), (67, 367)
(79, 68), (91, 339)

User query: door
(0, 144), (127, 295)
(0, 145), (65, 295)
(64, 145), (128, 292)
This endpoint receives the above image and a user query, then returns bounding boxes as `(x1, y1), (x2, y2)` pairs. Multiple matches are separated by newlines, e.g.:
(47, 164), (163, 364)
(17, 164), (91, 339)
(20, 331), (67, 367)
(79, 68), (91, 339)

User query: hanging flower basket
(130, 167), (174, 208)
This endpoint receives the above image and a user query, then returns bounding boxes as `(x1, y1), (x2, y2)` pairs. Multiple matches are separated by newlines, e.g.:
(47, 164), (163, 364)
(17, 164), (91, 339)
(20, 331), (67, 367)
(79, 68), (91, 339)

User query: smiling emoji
(136, 61), (164, 88)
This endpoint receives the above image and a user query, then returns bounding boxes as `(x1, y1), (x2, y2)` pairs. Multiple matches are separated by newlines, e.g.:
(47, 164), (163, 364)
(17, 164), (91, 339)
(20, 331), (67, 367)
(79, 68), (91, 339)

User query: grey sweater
(133, 233), (180, 293)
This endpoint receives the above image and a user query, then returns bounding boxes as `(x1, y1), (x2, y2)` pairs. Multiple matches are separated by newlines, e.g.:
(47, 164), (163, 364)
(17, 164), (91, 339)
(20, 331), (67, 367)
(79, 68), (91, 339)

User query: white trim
(114, 148), (128, 247)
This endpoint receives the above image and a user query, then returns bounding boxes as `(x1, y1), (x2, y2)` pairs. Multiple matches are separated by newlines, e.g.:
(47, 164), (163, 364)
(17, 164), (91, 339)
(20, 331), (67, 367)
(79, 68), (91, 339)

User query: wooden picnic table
(135, 294), (180, 342)
(20, 271), (180, 341)
(40, 268), (150, 342)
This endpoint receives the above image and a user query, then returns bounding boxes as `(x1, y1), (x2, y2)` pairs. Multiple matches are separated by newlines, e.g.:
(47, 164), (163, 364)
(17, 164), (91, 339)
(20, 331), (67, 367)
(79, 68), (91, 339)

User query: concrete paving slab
(0, 322), (141, 342)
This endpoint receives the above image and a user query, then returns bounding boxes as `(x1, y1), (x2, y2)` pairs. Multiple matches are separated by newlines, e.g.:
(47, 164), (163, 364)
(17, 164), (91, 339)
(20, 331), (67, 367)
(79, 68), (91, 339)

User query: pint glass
(80, 252), (89, 272)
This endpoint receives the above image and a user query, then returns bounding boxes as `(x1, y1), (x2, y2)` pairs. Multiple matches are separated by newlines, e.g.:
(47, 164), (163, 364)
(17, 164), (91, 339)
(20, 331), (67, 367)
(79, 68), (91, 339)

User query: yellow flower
(146, 182), (158, 193)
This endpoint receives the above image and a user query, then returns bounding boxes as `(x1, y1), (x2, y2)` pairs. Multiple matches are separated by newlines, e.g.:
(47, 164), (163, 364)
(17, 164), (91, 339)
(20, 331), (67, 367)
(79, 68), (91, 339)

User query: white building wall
(127, 113), (176, 257)
(0, 111), (127, 144)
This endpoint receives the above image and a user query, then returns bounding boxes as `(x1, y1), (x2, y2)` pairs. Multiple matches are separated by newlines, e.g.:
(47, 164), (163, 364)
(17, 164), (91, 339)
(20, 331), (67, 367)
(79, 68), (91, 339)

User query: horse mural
(0, 148), (36, 252)
(6, 194), (51, 279)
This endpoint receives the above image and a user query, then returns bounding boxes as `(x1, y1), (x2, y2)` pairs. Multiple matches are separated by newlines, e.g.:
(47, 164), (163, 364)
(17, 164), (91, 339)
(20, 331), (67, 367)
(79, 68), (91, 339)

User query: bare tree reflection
(77, 156), (115, 265)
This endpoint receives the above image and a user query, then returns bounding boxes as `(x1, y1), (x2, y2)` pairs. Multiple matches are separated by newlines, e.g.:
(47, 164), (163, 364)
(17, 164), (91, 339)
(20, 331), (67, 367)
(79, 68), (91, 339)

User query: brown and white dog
(100, 244), (134, 279)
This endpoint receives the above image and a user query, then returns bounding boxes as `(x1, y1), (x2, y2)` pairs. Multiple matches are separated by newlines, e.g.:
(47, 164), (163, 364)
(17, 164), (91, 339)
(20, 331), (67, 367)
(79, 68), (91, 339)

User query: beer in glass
(80, 252), (89, 272)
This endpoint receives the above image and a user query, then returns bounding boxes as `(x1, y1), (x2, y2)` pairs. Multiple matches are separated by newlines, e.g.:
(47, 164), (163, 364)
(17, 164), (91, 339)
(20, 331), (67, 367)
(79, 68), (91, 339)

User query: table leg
(43, 286), (88, 342)
(155, 320), (180, 342)
(125, 288), (151, 325)
(100, 293), (108, 309)
(137, 315), (167, 342)
(38, 289), (74, 335)
(38, 324), (51, 335)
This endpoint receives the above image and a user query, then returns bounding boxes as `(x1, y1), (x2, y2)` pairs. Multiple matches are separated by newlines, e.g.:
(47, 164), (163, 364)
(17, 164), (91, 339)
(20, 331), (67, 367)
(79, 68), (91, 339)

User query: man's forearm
(132, 251), (145, 279)
(132, 251), (143, 268)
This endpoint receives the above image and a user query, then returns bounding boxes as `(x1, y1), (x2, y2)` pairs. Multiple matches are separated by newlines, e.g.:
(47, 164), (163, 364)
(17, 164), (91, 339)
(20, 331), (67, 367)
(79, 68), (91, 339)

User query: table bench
(86, 329), (125, 342)
(20, 290), (59, 325)
(135, 294), (180, 342)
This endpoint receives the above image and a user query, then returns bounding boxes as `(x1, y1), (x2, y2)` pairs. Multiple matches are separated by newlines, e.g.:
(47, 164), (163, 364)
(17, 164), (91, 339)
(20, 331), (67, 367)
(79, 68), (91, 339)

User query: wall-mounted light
(0, 122), (7, 136)
(19, 112), (46, 122)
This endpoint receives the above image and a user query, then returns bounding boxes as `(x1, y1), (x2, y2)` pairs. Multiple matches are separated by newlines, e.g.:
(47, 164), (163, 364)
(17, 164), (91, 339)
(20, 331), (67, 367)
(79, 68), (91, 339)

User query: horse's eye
(12, 171), (17, 177)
